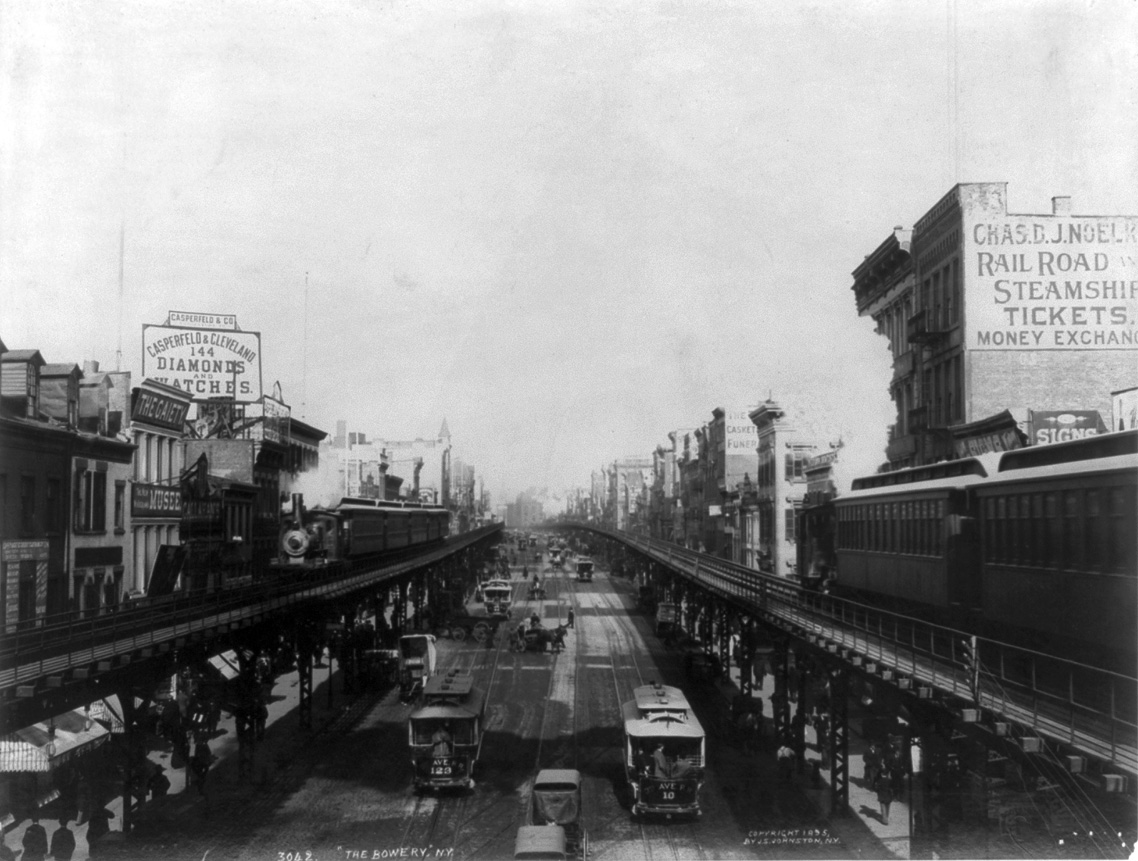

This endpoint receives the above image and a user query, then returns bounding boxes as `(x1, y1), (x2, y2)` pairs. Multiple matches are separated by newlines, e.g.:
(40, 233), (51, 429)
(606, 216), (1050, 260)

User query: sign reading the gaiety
(142, 324), (262, 403)
(131, 388), (191, 431)
(966, 215), (1138, 350)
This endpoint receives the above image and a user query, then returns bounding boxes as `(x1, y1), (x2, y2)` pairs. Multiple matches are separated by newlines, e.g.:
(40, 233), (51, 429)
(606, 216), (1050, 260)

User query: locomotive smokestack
(292, 493), (305, 524)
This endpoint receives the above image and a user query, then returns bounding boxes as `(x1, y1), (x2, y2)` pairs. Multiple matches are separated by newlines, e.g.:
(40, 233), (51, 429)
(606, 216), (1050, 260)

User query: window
(950, 258), (961, 324)
(114, 481), (126, 531)
(25, 365), (38, 419)
(1085, 490), (1103, 570)
(784, 508), (796, 543)
(1107, 487), (1135, 572)
(20, 476), (35, 534)
(46, 478), (61, 533)
(75, 467), (107, 532)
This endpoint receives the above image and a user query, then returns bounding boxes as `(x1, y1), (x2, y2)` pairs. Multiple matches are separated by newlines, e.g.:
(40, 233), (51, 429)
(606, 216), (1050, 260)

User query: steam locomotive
(277, 494), (451, 568)
(809, 429), (1137, 667)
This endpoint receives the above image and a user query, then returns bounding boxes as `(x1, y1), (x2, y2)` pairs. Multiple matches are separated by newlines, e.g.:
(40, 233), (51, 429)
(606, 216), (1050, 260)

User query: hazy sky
(3, 0), (1137, 500)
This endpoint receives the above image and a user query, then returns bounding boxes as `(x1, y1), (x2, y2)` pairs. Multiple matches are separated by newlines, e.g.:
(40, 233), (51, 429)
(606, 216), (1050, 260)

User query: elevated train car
(831, 429), (1137, 664)
(276, 494), (450, 571)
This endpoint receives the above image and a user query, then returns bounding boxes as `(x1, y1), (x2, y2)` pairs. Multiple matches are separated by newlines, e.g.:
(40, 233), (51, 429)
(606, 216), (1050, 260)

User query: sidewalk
(1, 653), (355, 861)
(704, 654), (916, 860)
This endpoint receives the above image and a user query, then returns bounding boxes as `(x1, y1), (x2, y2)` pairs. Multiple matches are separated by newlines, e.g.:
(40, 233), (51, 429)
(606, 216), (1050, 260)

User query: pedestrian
(864, 741), (882, 790)
(875, 768), (895, 826)
(22, 816), (48, 861)
(777, 742), (795, 782)
(739, 710), (759, 754)
(191, 743), (212, 796)
(50, 819), (77, 861)
(84, 808), (113, 857)
(148, 766), (171, 798)
(566, 608), (575, 629)
(0, 831), (16, 861)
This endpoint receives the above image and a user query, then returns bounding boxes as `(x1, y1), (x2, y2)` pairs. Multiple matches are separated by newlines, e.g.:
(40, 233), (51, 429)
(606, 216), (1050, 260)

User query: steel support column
(771, 640), (791, 745)
(829, 667), (850, 816)
(297, 631), (314, 731)
(121, 694), (137, 834)
(794, 653), (809, 775)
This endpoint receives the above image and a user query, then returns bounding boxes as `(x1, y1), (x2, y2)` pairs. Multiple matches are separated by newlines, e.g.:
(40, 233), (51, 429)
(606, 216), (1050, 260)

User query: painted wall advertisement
(725, 408), (759, 487)
(965, 215), (1138, 350)
(143, 323), (263, 402)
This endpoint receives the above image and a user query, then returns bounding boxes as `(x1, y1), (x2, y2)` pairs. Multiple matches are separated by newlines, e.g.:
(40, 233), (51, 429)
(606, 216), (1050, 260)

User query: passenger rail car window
(984, 484), (1136, 574)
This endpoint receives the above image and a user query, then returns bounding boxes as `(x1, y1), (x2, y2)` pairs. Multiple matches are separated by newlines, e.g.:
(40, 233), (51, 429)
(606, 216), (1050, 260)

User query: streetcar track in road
(592, 581), (707, 861)
(449, 558), (568, 859)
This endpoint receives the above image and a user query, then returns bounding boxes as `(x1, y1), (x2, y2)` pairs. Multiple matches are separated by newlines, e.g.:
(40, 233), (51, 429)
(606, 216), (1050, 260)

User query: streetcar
(575, 558), (594, 582)
(622, 682), (705, 818)
(398, 633), (437, 699)
(482, 578), (514, 618)
(408, 670), (485, 791)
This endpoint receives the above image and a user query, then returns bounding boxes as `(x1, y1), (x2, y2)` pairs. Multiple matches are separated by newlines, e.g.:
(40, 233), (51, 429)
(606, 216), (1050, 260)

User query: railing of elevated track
(579, 525), (1138, 779)
(1, 524), (502, 690)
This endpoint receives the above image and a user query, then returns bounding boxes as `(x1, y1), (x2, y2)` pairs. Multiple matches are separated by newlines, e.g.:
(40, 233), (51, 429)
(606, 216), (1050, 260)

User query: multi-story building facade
(858, 184), (1138, 468)
(1, 347), (136, 622)
(129, 377), (192, 595)
(749, 399), (820, 577)
(610, 456), (653, 532)
(851, 228), (918, 469)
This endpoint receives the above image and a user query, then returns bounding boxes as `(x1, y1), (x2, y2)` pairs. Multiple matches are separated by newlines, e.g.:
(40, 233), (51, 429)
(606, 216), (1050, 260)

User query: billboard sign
(261, 395), (291, 445)
(965, 214), (1138, 350)
(1113, 387), (1138, 432)
(1028, 410), (1107, 445)
(143, 324), (262, 402)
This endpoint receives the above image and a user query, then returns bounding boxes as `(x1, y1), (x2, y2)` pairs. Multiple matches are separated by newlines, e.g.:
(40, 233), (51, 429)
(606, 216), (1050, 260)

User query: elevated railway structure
(570, 525), (1136, 827)
(1, 523), (502, 831)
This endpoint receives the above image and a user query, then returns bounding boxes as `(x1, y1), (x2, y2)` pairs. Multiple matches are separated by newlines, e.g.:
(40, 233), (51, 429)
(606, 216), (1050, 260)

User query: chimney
(83, 360), (100, 375)
(1052, 196), (1072, 216)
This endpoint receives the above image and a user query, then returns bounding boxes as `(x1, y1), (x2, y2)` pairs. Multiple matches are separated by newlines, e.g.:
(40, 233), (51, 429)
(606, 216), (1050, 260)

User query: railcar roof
(423, 671), (475, 698)
(534, 768), (581, 788)
(631, 683), (690, 711)
(622, 702), (705, 739)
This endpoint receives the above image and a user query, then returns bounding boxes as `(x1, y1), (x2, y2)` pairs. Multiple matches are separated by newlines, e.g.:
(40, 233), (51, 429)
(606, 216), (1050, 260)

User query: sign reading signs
(132, 483), (182, 518)
(965, 214), (1138, 350)
(143, 324), (262, 402)
(1028, 410), (1107, 446)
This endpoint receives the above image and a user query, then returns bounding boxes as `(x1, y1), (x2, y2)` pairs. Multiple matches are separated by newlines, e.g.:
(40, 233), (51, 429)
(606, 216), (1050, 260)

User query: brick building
(854, 183), (1137, 467)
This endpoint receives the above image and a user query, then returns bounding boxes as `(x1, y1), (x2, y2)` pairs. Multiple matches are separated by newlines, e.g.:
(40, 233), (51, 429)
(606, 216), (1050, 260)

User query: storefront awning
(0, 740), (50, 773)
(208, 650), (241, 681)
(0, 709), (110, 772)
(89, 695), (125, 734)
